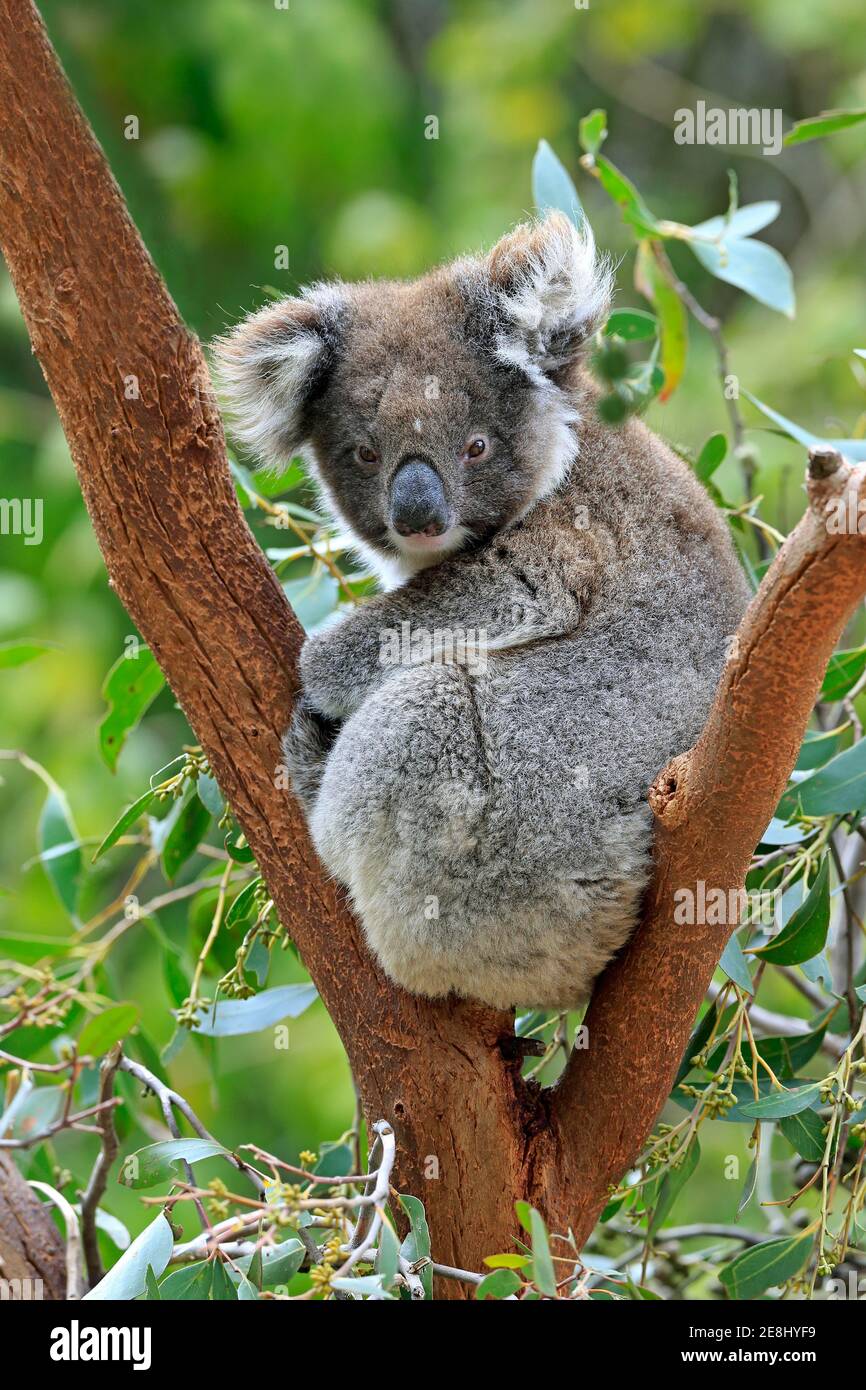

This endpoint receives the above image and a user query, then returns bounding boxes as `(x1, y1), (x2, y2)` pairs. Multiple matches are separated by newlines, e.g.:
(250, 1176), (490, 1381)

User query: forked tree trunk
(0, 0), (864, 1298)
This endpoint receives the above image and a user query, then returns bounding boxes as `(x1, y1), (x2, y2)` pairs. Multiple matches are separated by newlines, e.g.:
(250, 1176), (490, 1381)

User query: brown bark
(0, 0), (864, 1297)
(0, 1152), (67, 1299)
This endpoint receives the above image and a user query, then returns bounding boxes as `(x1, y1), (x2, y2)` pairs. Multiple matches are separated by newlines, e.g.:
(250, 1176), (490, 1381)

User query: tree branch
(538, 447), (866, 1243)
(1, 0), (864, 1296)
(0, 0), (528, 1290)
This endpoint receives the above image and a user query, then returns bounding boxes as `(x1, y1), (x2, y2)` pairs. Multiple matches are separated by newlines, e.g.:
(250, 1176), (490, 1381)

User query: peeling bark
(1, 0), (864, 1298)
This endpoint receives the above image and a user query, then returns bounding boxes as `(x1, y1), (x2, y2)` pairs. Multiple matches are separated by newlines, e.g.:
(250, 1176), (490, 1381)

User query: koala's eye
(463, 437), (488, 462)
(355, 445), (379, 466)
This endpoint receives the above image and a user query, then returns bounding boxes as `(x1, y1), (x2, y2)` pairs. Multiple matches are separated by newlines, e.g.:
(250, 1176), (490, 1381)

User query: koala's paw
(298, 625), (356, 718)
(281, 696), (341, 812)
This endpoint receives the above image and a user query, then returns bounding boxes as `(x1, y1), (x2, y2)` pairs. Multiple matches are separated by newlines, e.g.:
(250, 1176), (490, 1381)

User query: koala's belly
(306, 651), (676, 1008)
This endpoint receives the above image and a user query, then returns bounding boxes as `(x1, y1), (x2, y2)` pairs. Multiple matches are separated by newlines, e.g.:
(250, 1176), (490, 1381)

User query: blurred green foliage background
(2, 0), (866, 1252)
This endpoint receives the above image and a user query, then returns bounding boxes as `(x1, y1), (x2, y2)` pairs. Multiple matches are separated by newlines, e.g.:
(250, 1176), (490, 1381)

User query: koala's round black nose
(389, 459), (450, 538)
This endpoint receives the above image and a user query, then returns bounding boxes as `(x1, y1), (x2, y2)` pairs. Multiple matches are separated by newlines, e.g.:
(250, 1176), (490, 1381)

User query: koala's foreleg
(298, 547), (589, 720)
(281, 695), (341, 813)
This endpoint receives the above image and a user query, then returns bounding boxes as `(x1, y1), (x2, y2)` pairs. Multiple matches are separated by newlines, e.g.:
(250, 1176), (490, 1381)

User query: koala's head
(213, 213), (611, 579)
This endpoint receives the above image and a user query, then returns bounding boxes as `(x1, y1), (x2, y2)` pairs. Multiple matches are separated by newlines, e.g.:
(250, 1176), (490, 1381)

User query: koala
(213, 212), (750, 1012)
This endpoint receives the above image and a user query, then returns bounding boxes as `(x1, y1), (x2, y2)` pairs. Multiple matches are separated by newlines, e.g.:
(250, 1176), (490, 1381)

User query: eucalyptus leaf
(119, 1137), (229, 1189)
(689, 236), (794, 317)
(719, 1232), (812, 1299)
(191, 983), (318, 1036)
(532, 138), (584, 226)
(753, 856), (830, 966)
(83, 1213), (173, 1300)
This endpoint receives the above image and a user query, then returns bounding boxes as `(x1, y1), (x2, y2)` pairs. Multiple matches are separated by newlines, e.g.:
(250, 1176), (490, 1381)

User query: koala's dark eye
(355, 445), (379, 466)
(463, 437), (488, 462)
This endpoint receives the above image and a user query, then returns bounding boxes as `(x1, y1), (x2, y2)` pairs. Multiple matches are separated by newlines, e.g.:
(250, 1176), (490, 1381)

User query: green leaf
(742, 391), (866, 462)
(119, 1137), (229, 1189)
(689, 236), (795, 317)
(737, 1081), (822, 1120)
(796, 728), (848, 772)
(0, 931), (71, 965)
(196, 773), (224, 818)
(589, 155), (661, 237)
(779, 1108), (826, 1163)
(309, 1141), (355, 1195)
(159, 1263), (213, 1300)
(224, 830), (255, 863)
(675, 1000), (727, 1087)
(690, 202), (781, 241)
(78, 1003), (139, 1058)
(649, 1140), (700, 1235)
(210, 1259), (237, 1300)
(399, 1194), (432, 1300)
(191, 983), (318, 1036)
(375, 1217), (401, 1290)
(719, 933), (755, 993)
(484, 1253), (531, 1269)
(162, 793), (211, 880)
(578, 108), (608, 158)
(514, 1200), (533, 1235)
(529, 1207), (557, 1296)
(737, 1154), (759, 1216)
(235, 1239), (305, 1288)
(696, 432), (728, 482)
(99, 648), (165, 773)
(784, 107), (866, 147)
(92, 789), (156, 863)
(719, 1232), (813, 1299)
(753, 856), (830, 966)
(0, 640), (58, 669)
(475, 1268), (522, 1300)
(531, 139), (584, 226)
(635, 242), (687, 400)
(604, 309), (657, 341)
(83, 1213), (174, 1300)
(39, 787), (81, 920)
(330, 1274), (396, 1299)
(822, 646), (866, 703)
(779, 739), (866, 818)
(282, 573), (340, 633)
(225, 877), (262, 930)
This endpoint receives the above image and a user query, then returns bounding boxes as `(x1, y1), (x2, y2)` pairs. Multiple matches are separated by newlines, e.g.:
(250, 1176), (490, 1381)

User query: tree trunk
(0, 1153), (67, 1299)
(1, 0), (864, 1297)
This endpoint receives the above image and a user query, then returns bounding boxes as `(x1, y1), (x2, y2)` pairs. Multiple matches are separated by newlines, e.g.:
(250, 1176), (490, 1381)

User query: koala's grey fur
(213, 213), (749, 1011)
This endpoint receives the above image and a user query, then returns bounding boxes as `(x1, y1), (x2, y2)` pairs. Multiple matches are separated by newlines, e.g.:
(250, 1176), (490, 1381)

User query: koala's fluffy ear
(211, 285), (346, 468)
(482, 212), (612, 383)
